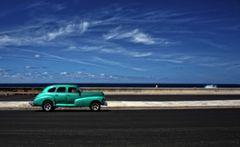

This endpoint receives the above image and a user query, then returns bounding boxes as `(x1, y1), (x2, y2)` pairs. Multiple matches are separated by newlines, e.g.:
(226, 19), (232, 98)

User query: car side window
(68, 87), (77, 93)
(48, 87), (56, 93)
(57, 87), (66, 93)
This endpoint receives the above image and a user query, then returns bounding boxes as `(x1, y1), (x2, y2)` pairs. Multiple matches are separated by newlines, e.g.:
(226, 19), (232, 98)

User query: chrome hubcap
(44, 103), (51, 111)
(92, 103), (99, 111)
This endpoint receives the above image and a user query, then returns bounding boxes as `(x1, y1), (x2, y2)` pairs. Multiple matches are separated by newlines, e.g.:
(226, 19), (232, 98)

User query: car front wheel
(90, 101), (101, 111)
(42, 101), (54, 112)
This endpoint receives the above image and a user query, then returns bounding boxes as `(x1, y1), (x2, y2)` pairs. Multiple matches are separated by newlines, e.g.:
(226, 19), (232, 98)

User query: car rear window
(48, 87), (56, 92)
(57, 87), (66, 93)
(68, 87), (77, 93)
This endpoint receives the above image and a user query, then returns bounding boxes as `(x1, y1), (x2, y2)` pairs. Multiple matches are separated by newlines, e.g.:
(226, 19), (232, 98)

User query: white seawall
(1, 100), (240, 110)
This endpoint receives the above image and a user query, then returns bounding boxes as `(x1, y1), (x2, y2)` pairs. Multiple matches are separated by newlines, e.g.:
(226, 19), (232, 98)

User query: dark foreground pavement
(0, 109), (240, 147)
(1, 94), (240, 101)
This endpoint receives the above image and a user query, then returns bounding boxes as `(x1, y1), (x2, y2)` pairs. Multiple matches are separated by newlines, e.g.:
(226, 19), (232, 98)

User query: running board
(55, 104), (76, 107)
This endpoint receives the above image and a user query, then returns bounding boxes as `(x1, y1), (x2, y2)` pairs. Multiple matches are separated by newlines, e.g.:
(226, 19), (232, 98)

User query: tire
(42, 101), (54, 112)
(89, 101), (101, 111)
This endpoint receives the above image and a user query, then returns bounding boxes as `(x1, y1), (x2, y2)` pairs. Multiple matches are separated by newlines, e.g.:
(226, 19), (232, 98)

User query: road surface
(0, 109), (239, 146)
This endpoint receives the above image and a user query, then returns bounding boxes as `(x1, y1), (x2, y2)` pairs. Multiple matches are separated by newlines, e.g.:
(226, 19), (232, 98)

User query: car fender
(74, 96), (103, 107)
(33, 96), (55, 106)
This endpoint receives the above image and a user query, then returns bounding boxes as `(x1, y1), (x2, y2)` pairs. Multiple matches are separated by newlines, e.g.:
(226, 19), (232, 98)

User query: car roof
(43, 84), (78, 92)
(47, 84), (78, 88)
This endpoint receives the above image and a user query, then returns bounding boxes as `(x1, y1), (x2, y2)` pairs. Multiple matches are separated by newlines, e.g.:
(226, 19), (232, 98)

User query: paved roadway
(0, 109), (239, 147)
(1, 94), (240, 101)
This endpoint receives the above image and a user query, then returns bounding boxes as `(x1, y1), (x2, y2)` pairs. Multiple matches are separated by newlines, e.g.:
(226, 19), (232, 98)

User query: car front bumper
(103, 101), (108, 106)
(29, 101), (34, 106)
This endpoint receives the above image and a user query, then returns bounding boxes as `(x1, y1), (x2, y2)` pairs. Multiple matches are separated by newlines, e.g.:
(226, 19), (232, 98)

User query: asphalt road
(1, 94), (240, 101)
(0, 109), (239, 147)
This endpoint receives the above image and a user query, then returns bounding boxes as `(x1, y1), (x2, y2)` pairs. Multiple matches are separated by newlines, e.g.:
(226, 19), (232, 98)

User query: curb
(1, 100), (240, 110)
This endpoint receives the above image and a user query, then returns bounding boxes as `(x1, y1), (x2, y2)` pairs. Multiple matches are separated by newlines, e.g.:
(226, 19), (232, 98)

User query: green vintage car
(29, 85), (107, 112)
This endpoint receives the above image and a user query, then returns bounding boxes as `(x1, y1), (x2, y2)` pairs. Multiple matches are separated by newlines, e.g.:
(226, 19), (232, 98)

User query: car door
(55, 87), (67, 104)
(67, 87), (80, 104)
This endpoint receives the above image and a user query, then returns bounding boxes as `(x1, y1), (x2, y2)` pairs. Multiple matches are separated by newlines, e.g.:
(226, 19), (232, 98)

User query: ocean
(0, 83), (240, 88)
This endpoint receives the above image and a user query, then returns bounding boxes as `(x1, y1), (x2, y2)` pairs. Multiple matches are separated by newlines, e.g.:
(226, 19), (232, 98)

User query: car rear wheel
(90, 101), (101, 111)
(42, 101), (54, 112)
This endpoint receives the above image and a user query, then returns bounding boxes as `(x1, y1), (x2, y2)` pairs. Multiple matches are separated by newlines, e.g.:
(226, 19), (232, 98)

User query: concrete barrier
(82, 88), (240, 95)
(1, 87), (240, 95)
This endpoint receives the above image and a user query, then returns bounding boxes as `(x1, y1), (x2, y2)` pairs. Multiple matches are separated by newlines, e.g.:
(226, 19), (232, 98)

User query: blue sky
(0, 0), (240, 83)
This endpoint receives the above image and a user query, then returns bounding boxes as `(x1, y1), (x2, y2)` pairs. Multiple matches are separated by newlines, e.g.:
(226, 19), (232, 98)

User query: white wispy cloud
(0, 35), (22, 46)
(101, 47), (152, 57)
(0, 21), (90, 47)
(197, 38), (226, 50)
(93, 56), (145, 71)
(23, 49), (98, 66)
(42, 71), (48, 75)
(25, 65), (31, 69)
(0, 66), (157, 83)
(199, 63), (230, 67)
(57, 71), (118, 80)
(0, 1), (66, 19)
(152, 58), (184, 64)
(131, 52), (152, 57)
(44, 21), (89, 41)
(219, 25), (240, 31)
(0, 68), (12, 78)
(150, 54), (195, 64)
(0, 68), (120, 82)
(0, 54), (37, 61)
(25, 1), (48, 9)
(60, 71), (68, 75)
(128, 29), (155, 45)
(65, 46), (99, 52)
(150, 53), (240, 71)
(0, 34), (40, 47)
(93, 56), (120, 66)
(65, 45), (152, 58)
(103, 27), (155, 45)
(34, 54), (40, 58)
(23, 65), (47, 70)
(0, 68), (52, 81)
